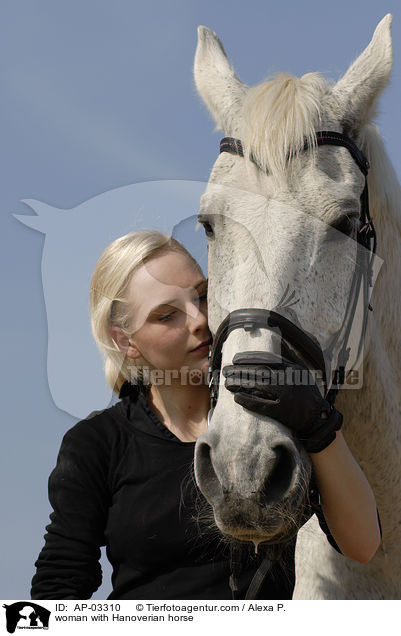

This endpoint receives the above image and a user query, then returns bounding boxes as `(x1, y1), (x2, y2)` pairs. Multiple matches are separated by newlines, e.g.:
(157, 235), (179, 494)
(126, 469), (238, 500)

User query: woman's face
(124, 250), (211, 383)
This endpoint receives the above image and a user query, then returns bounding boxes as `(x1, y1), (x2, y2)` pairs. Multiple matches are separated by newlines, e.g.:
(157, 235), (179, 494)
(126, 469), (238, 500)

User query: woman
(30, 230), (381, 600)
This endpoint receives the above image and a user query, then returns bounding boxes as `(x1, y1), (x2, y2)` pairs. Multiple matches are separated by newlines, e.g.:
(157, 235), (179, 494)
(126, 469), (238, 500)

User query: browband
(220, 131), (369, 175)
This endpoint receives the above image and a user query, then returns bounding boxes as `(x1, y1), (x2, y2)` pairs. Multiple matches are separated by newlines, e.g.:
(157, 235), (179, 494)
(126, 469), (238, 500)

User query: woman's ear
(110, 326), (142, 359)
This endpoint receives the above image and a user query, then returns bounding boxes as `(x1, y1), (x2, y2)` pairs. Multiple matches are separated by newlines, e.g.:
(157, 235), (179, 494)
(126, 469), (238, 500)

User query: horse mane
(241, 72), (329, 176)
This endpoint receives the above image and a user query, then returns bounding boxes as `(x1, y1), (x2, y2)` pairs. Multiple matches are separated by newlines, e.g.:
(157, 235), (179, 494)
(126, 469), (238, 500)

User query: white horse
(193, 15), (401, 599)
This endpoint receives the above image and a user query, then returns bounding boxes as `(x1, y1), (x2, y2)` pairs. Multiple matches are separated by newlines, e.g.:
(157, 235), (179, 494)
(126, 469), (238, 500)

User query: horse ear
(332, 14), (393, 128)
(194, 26), (247, 133)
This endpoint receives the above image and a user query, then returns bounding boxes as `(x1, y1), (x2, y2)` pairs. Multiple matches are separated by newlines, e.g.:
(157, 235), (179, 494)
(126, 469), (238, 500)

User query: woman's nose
(185, 300), (208, 331)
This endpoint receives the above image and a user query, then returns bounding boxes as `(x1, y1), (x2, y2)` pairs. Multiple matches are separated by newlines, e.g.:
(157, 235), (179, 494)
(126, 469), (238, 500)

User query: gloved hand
(222, 349), (343, 453)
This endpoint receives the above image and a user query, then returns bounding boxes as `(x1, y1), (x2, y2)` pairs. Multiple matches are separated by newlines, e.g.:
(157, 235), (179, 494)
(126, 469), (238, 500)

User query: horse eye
(198, 217), (215, 238)
(332, 215), (357, 237)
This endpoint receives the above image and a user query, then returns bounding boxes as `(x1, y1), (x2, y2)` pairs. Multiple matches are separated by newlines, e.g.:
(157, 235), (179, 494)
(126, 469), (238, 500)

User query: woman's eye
(157, 311), (175, 322)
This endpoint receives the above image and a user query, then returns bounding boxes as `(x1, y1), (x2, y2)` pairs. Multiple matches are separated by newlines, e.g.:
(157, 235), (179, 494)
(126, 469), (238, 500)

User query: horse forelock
(241, 72), (330, 177)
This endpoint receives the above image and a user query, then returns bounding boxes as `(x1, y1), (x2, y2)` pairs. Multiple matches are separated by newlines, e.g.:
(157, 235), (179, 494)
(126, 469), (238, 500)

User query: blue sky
(1, 0), (400, 600)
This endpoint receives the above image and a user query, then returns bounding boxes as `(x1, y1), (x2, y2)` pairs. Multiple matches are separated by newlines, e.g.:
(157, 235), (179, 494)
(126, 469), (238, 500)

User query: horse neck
(364, 125), (401, 398)
(337, 128), (401, 539)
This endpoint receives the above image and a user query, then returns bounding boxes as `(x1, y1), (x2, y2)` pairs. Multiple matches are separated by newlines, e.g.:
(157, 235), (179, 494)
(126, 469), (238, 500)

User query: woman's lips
(190, 339), (212, 353)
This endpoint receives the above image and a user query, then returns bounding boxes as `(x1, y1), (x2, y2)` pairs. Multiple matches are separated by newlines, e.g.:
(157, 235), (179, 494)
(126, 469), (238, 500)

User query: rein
(206, 131), (377, 599)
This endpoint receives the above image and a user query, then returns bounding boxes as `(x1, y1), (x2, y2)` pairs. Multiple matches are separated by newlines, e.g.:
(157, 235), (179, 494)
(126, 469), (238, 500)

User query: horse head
(193, 16), (392, 549)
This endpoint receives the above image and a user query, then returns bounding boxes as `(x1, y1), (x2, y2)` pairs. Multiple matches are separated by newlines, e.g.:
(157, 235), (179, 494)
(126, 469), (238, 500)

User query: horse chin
(219, 527), (298, 550)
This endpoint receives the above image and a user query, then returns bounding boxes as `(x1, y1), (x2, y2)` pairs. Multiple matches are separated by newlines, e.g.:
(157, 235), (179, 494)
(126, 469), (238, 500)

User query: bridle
(203, 132), (377, 599)
(207, 131), (377, 412)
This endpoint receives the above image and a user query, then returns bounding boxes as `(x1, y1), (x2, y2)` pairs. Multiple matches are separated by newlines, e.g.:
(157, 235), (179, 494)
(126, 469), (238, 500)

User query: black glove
(222, 350), (343, 453)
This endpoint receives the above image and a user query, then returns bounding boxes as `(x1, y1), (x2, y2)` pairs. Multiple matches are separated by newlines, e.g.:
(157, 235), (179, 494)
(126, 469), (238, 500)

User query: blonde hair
(89, 230), (203, 395)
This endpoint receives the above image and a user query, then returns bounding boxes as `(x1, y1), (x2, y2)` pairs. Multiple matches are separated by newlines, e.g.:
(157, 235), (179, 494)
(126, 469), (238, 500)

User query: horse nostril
(194, 440), (223, 502)
(260, 445), (295, 505)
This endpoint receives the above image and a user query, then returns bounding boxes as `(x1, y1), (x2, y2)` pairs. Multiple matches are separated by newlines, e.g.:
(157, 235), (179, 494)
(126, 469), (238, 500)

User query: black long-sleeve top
(30, 382), (336, 600)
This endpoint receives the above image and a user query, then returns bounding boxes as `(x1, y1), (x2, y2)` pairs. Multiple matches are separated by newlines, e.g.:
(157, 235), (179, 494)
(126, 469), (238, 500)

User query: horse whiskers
(180, 457), (313, 547)
(178, 460), (230, 556)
